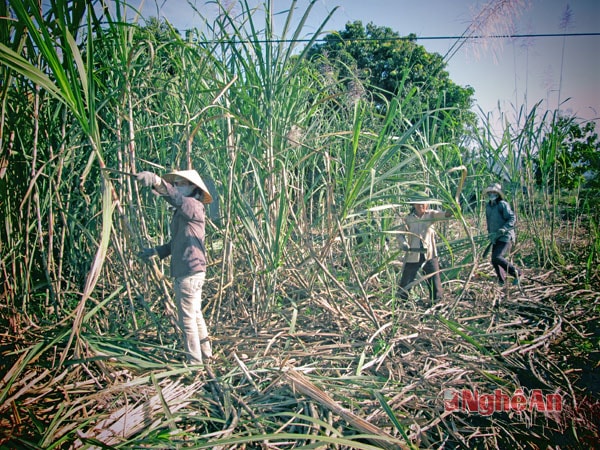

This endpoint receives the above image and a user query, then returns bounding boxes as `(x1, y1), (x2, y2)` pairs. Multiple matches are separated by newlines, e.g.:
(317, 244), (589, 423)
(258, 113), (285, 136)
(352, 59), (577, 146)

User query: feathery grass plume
(319, 54), (336, 86)
(347, 79), (366, 107)
(513, 19), (536, 117)
(285, 124), (304, 148)
(446, 0), (530, 63)
(557, 4), (574, 109)
(472, 0), (529, 60)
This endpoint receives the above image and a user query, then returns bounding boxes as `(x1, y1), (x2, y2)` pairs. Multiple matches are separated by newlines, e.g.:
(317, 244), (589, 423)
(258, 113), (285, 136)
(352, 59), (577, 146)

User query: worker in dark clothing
(484, 183), (521, 286)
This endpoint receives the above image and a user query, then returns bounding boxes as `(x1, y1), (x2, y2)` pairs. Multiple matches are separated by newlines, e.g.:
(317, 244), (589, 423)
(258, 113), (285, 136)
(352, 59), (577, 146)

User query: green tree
(307, 21), (475, 123)
(535, 117), (600, 191)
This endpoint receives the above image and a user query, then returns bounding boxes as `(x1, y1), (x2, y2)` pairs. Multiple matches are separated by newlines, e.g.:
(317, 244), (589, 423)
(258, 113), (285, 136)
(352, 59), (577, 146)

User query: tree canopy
(535, 117), (600, 191)
(307, 21), (475, 121)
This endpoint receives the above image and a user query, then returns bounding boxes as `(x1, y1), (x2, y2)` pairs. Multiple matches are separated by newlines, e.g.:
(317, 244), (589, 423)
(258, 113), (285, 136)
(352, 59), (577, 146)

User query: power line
(190, 32), (600, 45)
(419, 32), (600, 41)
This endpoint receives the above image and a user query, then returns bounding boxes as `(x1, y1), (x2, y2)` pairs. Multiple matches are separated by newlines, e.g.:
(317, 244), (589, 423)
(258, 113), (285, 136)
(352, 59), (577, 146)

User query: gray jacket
(485, 199), (516, 243)
(155, 182), (207, 278)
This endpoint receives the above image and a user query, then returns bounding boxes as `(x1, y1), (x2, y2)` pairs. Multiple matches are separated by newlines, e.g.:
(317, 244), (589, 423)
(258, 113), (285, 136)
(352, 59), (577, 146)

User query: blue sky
(133, 0), (600, 130)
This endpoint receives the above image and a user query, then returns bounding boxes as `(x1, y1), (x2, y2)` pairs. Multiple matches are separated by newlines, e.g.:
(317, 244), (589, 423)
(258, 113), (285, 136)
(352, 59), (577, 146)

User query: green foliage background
(0, 0), (598, 448)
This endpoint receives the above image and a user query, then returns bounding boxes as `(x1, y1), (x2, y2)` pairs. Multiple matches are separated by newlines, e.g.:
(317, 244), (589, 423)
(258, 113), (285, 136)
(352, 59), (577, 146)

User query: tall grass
(0, 0), (597, 448)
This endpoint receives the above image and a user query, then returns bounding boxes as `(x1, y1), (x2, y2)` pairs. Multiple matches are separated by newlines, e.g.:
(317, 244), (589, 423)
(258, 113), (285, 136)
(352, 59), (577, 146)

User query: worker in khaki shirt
(397, 192), (452, 305)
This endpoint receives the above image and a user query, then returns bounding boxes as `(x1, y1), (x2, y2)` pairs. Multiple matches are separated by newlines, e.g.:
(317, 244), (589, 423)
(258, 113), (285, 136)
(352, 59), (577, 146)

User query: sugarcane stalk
(284, 369), (407, 450)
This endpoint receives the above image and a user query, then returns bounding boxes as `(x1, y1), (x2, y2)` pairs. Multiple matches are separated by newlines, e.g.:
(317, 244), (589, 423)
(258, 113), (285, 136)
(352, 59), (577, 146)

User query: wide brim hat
(163, 170), (213, 204)
(405, 191), (442, 205)
(483, 183), (504, 197)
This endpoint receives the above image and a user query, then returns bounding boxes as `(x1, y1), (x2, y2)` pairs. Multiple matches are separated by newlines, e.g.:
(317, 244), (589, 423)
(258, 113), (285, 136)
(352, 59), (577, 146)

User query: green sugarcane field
(0, 1), (598, 448)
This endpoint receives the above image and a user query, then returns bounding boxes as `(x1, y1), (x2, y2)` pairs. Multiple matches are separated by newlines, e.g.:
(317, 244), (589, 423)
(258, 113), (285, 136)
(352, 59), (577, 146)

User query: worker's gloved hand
(138, 247), (157, 261)
(498, 227), (507, 236)
(401, 241), (410, 251)
(136, 171), (161, 188)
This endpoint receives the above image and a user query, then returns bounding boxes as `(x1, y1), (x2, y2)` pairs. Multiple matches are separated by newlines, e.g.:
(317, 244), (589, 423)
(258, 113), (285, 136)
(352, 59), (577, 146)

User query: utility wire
(190, 32), (600, 45)
(417, 32), (600, 40)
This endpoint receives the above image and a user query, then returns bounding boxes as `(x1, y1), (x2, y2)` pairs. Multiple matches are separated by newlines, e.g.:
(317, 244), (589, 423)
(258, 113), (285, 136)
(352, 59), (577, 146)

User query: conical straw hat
(405, 190), (442, 205)
(163, 170), (213, 204)
(483, 182), (504, 197)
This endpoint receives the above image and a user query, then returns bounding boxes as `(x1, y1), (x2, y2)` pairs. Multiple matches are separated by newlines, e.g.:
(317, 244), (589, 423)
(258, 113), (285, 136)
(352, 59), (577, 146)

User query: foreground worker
(484, 182), (521, 285)
(397, 192), (453, 305)
(136, 169), (213, 365)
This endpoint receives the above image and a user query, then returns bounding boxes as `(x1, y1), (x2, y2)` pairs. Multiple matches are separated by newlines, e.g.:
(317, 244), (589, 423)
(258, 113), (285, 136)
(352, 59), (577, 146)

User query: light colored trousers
(173, 272), (211, 364)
